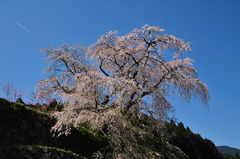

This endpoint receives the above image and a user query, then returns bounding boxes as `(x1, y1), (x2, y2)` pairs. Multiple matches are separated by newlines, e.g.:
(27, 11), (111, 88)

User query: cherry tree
(87, 25), (209, 117)
(37, 25), (210, 158)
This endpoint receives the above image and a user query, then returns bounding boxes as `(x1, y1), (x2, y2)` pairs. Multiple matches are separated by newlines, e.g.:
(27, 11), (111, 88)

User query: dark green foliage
(217, 146), (240, 156)
(47, 98), (64, 112)
(167, 120), (224, 159)
(235, 153), (240, 159)
(76, 125), (105, 143)
(0, 98), (10, 105)
(127, 114), (187, 158)
(55, 125), (107, 157)
(1, 98), (237, 159)
(0, 101), (55, 146)
(0, 145), (85, 159)
(222, 153), (240, 159)
(0, 100), (107, 158)
(127, 113), (228, 159)
(223, 154), (236, 159)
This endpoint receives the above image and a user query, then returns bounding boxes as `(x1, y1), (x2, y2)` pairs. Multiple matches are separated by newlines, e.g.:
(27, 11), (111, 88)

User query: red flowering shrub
(27, 91), (53, 111)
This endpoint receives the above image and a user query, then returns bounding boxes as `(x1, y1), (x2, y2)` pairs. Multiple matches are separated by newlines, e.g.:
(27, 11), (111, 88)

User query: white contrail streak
(16, 22), (41, 40)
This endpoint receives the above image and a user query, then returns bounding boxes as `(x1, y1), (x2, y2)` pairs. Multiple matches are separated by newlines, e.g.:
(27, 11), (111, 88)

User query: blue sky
(1, 1), (240, 148)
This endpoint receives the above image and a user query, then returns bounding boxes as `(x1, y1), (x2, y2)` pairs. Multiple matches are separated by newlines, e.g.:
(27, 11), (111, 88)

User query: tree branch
(99, 58), (109, 77)
(122, 91), (137, 114)
(140, 65), (183, 99)
(55, 79), (68, 93)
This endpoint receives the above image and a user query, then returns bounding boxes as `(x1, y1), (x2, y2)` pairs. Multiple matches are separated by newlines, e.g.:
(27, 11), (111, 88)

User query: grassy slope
(0, 98), (106, 158)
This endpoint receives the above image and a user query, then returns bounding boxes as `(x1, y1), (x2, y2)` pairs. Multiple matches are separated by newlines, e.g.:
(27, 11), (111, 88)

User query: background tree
(37, 25), (210, 158)
(0, 82), (25, 102)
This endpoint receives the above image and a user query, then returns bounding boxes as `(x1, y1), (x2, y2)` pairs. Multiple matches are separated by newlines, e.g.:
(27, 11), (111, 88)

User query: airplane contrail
(16, 22), (41, 40)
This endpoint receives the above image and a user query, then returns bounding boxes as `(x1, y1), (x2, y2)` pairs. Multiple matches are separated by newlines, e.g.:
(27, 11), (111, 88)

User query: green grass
(17, 144), (85, 157)
(77, 125), (106, 142)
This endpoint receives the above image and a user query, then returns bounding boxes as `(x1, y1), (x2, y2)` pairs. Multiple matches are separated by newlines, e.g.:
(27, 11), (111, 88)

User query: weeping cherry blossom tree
(37, 25), (210, 158)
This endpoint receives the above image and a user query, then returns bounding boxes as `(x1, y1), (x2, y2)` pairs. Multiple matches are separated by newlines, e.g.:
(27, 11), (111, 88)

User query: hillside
(166, 120), (223, 159)
(0, 98), (106, 158)
(0, 97), (231, 159)
(217, 146), (240, 155)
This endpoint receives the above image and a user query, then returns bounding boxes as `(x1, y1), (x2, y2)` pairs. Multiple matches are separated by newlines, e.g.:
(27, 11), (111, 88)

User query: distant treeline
(166, 120), (240, 159)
